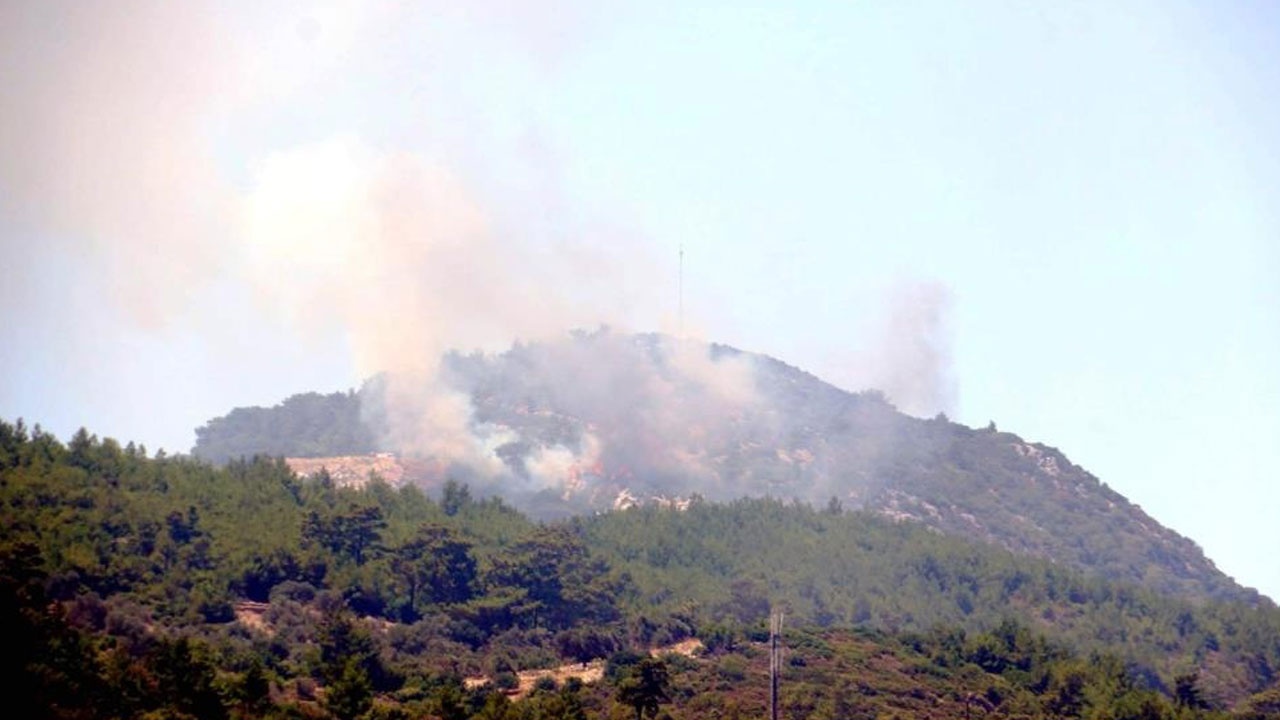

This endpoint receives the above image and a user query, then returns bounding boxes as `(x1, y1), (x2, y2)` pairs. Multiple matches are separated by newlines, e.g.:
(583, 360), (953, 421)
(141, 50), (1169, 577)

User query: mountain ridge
(192, 331), (1263, 606)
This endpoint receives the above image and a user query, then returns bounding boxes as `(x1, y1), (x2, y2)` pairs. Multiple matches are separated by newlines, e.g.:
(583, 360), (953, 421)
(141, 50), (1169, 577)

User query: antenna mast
(770, 611), (784, 720)
(678, 244), (684, 338)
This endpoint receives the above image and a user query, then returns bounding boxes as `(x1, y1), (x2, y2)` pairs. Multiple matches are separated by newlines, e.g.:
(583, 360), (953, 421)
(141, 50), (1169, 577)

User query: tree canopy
(2, 417), (1277, 719)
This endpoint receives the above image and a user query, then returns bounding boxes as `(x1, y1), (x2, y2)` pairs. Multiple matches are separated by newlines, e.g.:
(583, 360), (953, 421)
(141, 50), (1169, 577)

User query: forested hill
(193, 390), (379, 464)
(3, 419), (1280, 719)
(192, 332), (1257, 605)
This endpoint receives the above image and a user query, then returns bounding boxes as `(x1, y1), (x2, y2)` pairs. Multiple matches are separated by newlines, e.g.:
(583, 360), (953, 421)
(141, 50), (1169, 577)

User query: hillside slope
(5, 421), (1280, 716)
(193, 331), (1258, 604)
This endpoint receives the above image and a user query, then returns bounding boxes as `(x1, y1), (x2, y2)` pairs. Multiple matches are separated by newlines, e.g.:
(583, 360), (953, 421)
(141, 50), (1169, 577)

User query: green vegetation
(193, 390), (377, 463)
(3, 418), (1278, 719)
(189, 334), (1254, 606)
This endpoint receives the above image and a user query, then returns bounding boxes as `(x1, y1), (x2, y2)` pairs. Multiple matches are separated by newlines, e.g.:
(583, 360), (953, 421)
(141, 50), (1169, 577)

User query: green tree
(434, 683), (469, 720)
(545, 683), (589, 720)
(304, 505), (386, 565)
(487, 525), (621, 630)
(1174, 671), (1209, 710)
(391, 525), (476, 618)
(148, 636), (228, 720)
(316, 606), (377, 687)
(67, 427), (95, 470)
(441, 479), (472, 516)
(234, 657), (272, 716)
(474, 692), (513, 720)
(1045, 661), (1088, 719)
(616, 657), (672, 720)
(325, 658), (373, 720)
(166, 506), (203, 545)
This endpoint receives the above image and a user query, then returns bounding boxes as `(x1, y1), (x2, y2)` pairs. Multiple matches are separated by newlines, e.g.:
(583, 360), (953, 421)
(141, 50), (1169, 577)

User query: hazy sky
(2, 2), (1277, 601)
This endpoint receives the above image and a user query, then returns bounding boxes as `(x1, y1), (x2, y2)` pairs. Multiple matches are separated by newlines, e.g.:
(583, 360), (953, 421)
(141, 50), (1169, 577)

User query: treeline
(665, 622), (1280, 720)
(192, 390), (378, 463)
(583, 501), (1280, 706)
(2, 418), (1279, 719)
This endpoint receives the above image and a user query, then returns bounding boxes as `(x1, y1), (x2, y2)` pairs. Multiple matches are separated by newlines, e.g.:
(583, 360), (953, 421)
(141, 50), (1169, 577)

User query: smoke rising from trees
(1, 1), (957, 486)
(856, 280), (956, 418)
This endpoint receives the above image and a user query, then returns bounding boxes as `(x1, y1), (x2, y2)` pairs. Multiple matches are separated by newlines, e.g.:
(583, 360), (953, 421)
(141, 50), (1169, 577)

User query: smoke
(0, 1), (651, 472)
(1, 1), (958, 498)
(0, 1), (239, 328)
(239, 135), (657, 473)
(525, 431), (602, 495)
(471, 331), (763, 494)
(242, 137), (498, 372)
(845, 280), (957, 418)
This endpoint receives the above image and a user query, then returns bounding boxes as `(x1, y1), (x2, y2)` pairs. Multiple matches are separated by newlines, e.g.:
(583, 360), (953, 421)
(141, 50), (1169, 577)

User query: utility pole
(770, 611), (783, 720)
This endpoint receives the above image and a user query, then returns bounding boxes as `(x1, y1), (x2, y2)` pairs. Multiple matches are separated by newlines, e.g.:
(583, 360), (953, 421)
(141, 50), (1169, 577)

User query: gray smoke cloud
(237, 135), (668, 477)
(511, 332), (760, 485)
(363, 330), (757, 499)
(847, 279), (957, 418)
(0, 1), (659, 472)
(0, 1), (238, 328)
(1, 2), (958, 500)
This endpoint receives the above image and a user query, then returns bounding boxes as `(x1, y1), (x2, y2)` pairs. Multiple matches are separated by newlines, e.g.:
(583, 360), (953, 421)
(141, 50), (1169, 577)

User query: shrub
(494, 671), (518, 691)
(533, 675), (558, 693)
(270, 580), (317, 604)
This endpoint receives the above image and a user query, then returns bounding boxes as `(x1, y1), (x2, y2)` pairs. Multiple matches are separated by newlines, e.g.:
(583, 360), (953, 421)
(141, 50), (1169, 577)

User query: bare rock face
(285, 455), (405, 488)
(283, 454), (450, 489)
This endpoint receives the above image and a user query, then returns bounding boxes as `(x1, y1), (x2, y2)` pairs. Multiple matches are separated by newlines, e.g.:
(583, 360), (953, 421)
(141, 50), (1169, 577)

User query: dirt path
(233, 601), (272, 634)
(464, 638), (705, 700)
(652, 638), (702, 658)
(235, 597), (705, 701)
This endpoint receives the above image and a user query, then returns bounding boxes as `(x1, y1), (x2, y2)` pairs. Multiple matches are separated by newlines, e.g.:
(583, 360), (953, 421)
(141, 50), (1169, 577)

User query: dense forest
(193, 391), (380, 465)
(4, 418), (1280, 719)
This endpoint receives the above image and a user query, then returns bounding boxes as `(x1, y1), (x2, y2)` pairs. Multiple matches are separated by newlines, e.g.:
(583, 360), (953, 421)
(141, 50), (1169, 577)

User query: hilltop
(194, 331), (1260, 605)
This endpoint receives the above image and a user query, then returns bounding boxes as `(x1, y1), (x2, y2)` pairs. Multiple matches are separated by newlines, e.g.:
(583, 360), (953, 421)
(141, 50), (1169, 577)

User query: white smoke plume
(0, 2), (239, 328)
(0, 2), (650, 477)
(1, 1), (956, 494)
(496, 332), (763, 492)
(860, 279), (957, 418)
(525, 431), (602, 494)
(238, 136), (656, 474)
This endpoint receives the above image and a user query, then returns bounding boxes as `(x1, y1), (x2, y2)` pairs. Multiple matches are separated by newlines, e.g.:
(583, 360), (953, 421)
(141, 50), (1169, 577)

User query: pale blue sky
(2, 1), (1277, 600)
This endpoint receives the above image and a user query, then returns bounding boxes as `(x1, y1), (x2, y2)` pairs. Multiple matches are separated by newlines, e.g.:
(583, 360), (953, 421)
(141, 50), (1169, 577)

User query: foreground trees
(616, 658), (672, 720)
(2, 418), (1278, 719)
(392, 524), (477, 617)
